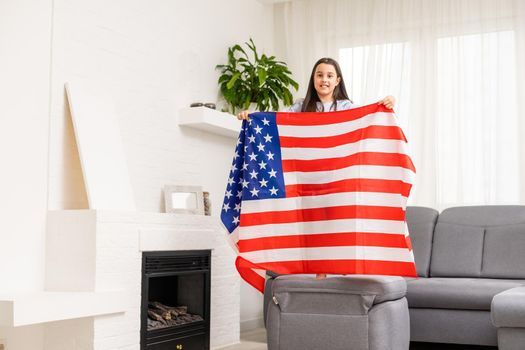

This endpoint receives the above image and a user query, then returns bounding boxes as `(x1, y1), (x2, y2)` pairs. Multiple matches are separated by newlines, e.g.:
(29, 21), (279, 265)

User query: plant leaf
(226, 72), (241, 89)
(257, 68), (267, 87)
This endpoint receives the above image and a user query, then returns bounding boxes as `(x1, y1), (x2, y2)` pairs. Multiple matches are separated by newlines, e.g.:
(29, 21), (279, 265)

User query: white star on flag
(263, 134), (273, 143)
(258, 160), (267, 169)
(269, 186), (278, 195)
(250, 187), (260, 197)
(223, 203), (230, 211)
(225, 190), (232, 199)
(257, 143), (265, 151)
(259, 178), (268, 187)
(248, 152), (258, 161)
(253, 125), (263, 134)
(268, 169), (277, 178)
(248, 135), (256, 143)
(262, 118), (270, 126)
(266, 151), (275, 160)
(249, 169), (258, 179)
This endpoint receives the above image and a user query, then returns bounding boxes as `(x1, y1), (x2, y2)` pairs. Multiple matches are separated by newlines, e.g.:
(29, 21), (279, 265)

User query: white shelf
(178, 107), (241, 138)
(0, 291), (127, 327)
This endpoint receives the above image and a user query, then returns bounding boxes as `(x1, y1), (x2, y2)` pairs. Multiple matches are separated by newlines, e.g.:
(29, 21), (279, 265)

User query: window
(339, 42), (411, 121)
(436, 30), (519, 204)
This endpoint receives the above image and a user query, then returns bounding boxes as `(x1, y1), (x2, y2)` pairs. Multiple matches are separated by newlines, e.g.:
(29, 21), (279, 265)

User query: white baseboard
(240, 317), (264, 332)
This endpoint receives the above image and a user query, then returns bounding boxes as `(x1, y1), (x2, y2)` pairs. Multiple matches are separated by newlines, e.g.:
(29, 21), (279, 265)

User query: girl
(237, 57), (395, 119)
(237, 57), (396, 279)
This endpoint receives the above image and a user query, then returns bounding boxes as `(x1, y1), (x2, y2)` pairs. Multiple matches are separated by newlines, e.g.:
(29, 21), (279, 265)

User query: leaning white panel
(65, 82), (135, 211)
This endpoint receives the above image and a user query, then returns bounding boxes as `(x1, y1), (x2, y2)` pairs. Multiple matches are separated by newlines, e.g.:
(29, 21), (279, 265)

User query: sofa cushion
(482, 224), (525, 279)
(429, 206), (525, 279)
(430, 222), (485, 277)
(433, 206), (525, 226)
(405, 206), (438, 278)
(406, 278), (525, 310)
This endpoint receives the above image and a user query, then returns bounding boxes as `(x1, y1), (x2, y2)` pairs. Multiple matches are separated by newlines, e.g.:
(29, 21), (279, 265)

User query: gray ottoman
(265, 275), (410, 350)
(491, 286), (525, 350)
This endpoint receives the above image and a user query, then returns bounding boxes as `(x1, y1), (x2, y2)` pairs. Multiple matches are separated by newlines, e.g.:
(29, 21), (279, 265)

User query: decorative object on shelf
(203, 191), (211, 216)
(190, 102), (216, 109)
(216, 38), (299, 114)
(163, 185), (204, 215)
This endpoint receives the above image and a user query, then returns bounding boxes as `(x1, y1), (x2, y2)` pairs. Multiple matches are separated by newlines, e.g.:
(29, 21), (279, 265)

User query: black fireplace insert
(141, 250), (211, 350)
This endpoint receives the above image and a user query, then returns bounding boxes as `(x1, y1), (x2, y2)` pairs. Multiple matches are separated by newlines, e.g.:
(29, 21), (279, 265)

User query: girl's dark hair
(302, 57), (351, 112)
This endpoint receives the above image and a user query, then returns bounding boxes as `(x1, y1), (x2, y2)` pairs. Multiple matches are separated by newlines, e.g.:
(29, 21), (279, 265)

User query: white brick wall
(47, 0), (275, 215)
(45, 210), (239, 350)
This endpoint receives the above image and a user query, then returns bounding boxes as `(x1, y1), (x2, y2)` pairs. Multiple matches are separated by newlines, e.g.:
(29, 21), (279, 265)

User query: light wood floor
(217, 328), (267, 350)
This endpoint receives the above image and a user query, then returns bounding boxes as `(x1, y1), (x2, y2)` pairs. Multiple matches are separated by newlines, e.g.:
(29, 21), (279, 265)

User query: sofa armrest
(271, 275), (406, 305)
(491, 286), (525, 328)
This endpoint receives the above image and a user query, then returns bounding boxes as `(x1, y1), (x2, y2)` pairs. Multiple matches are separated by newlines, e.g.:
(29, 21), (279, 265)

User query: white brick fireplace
(43, 210), (240, 350)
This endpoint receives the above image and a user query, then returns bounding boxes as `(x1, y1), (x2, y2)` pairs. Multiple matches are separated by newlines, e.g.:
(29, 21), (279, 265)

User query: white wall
(0, 1), (52, 347)
(0, 0), (51, 293)
(47, 0), (275, 214)
(0, 0), (274, 347)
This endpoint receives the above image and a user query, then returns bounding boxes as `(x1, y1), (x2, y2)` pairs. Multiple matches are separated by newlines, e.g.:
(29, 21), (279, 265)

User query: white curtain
(274, 0), (525, 210)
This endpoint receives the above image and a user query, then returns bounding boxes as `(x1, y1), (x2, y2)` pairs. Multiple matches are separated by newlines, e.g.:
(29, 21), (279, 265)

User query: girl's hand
(236, 110), (250, 121)
(378, 95), (396, 109)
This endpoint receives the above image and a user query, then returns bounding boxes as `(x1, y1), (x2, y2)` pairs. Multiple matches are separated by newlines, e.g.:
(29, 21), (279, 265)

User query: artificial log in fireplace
(141, 250), (211, 350)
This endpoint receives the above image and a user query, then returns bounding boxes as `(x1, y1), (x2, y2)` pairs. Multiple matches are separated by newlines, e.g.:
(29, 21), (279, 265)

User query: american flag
(221, 103), (417, 292)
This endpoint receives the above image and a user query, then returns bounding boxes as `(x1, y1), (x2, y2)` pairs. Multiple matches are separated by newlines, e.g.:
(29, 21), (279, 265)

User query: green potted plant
(216, 38), (298, 114)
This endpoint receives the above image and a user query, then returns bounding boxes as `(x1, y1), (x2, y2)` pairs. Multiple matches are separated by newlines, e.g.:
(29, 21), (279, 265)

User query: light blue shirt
(281, 98), (356, 112)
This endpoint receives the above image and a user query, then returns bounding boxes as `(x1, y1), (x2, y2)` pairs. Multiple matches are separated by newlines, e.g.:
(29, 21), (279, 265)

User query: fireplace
(141, 250), (211, 350)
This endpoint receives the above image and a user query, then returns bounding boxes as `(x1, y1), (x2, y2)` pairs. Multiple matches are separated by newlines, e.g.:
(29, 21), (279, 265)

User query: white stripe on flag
(277, 112), (396, 137)
(238, 218), (406, 240)
(281, 138), (409, 161)
(240, 192), (405, 214)
(240, 246), (414, 263)
(283, 165), (416, 186)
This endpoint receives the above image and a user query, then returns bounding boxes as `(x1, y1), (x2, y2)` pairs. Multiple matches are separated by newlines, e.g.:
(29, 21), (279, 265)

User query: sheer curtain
(274, 0), (525, 210)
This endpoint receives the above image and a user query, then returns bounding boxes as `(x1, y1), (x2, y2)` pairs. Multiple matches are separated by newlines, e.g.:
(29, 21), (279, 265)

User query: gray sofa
(406, 205), (525, 348)
(264, 205), (525, 349)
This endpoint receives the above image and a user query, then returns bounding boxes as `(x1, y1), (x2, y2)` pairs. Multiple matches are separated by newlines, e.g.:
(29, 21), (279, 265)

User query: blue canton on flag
(222, 112), (285, 234)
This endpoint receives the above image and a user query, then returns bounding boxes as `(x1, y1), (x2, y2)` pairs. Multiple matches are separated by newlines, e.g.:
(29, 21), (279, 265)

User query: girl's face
(313, 63), (341, 101)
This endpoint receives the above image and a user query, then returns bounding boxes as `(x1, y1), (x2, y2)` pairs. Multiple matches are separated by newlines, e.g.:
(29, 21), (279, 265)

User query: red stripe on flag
(235, 256), (265, 293)
(276, 104), (394, 126)
(238, 232), (409, 253)
(258, 259), (418, 277)
(282, 152), (416, 173)
(240, 205), (405, 227)
(405, 235), (413, 251)
(279, 125), (407, 148)
(285, 178), (412, 198)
